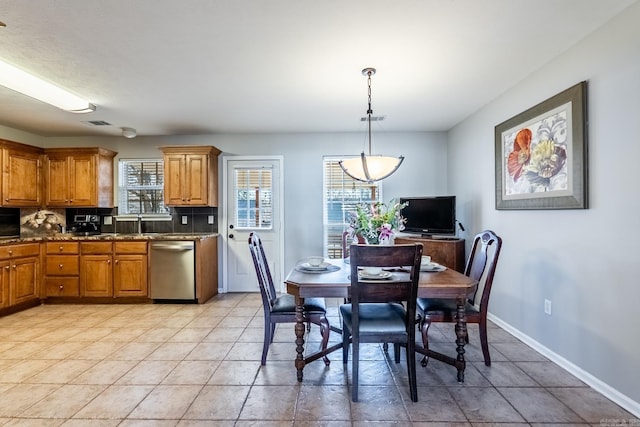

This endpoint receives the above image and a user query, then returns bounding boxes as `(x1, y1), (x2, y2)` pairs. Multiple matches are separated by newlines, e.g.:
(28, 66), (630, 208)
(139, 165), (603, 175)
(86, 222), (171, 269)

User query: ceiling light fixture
(0, 58), (96, 113)
(121, 127), (137, 138)
(339, 67), (403, 183)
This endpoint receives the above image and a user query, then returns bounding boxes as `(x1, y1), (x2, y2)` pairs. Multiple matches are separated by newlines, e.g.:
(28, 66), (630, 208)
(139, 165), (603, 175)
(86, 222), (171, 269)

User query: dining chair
(248, 232), (331, 365)
(340, 243), (423, 402)
(417, 229), (502, 366)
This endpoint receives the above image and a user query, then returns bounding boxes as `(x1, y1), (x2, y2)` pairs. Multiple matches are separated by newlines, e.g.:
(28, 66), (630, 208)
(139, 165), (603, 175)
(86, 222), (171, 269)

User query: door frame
(220, 155), (285, 293)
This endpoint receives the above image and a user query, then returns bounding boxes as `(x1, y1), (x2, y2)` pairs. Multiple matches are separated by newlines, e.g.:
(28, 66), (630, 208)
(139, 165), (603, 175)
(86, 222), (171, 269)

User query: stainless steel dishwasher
(150, 241), (196, 301)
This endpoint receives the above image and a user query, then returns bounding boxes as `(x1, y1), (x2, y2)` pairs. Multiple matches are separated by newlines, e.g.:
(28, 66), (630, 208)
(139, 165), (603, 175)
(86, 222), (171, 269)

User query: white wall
(448, 2), (640, 412)
(38, 131), (448, 275)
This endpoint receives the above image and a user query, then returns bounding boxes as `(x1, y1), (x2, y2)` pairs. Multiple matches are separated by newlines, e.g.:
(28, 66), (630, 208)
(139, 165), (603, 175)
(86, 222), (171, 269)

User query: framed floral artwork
(495, 81), (588, 210)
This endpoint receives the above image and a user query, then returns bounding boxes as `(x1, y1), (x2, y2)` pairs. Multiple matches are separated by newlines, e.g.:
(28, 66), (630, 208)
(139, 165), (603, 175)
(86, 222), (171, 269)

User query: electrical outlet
(207, 215), (214, 225)
(181, 216), (188, 225)
(544, 299), (552, 315)
(103, 216), (112, 225)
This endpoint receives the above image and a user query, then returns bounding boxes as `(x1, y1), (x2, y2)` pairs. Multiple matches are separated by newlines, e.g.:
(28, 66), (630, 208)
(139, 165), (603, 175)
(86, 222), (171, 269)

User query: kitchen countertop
(0, 233), (219, 244)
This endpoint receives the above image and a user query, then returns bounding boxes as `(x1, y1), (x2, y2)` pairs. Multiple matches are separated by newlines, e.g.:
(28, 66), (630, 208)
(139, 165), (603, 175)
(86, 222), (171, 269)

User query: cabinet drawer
(45, 242), (79, 254)
(80, 241), (113, 254)
(45, 277), (80, 297)
(46, 255), (79, 275)
(0, 243), (40, 259)
(115, 242), (147, 254)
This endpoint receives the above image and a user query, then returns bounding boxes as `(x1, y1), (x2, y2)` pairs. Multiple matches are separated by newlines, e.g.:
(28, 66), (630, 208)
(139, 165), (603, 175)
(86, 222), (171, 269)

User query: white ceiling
(0, 0), (636, 137)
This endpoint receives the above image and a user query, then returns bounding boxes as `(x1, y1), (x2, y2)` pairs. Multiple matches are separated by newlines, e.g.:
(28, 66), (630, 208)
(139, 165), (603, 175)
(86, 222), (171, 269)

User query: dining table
(285, 259), (478, 383)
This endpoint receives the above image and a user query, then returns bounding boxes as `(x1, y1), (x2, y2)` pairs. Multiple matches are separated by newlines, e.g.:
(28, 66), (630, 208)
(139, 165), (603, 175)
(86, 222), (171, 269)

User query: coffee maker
(70, 214), (101, 235)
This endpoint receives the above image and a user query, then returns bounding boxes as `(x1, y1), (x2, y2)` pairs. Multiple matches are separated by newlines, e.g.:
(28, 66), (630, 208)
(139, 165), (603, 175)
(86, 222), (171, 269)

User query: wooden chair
(417, 230), (502, 366)
(248, 232), (331, 365)
(340, 243), (423, 402)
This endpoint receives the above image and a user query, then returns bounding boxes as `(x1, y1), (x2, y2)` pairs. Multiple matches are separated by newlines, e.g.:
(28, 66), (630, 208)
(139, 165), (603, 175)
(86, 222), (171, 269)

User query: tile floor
(0, 293), (636, 426)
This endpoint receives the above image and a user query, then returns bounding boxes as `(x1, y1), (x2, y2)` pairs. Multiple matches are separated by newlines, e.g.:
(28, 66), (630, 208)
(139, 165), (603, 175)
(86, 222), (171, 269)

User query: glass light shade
(0, 59), (96, 113)
(339, 153), (404, 183)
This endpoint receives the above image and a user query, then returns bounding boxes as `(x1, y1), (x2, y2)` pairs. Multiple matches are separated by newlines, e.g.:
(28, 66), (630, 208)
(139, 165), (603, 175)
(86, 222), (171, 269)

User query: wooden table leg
(454, 298), (468, 383)
(294, 296), (306, 382)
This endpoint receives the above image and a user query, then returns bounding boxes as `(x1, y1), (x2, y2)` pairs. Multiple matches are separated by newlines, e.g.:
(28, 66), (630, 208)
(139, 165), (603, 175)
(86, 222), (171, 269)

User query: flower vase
(378, 235), (394, 246)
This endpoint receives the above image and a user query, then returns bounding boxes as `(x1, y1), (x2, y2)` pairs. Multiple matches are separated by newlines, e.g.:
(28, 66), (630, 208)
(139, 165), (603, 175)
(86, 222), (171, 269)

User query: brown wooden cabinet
(0, 243), (41, 307)
(44, 147), (117, 207)
(160, 145), (220, 207)
(395, 236), (466, 273)
(113, 242), (148, 297)
(0, 139), (43, 207)
(45, 242), (80, 297)
(79, 241), (148, 298)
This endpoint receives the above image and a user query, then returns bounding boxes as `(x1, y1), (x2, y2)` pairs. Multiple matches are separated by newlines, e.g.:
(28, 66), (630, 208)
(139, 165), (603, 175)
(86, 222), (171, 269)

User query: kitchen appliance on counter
(69, 214), (101, 235)
(150, 241), (196, 302)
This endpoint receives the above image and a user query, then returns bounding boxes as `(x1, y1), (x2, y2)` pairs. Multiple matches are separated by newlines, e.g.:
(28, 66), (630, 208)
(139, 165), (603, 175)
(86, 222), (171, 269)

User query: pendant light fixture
(339, 67), (403, 183)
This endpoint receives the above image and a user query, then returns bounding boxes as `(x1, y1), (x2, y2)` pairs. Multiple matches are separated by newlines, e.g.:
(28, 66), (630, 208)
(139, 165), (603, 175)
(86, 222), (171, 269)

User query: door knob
(229, 234), (234, 239)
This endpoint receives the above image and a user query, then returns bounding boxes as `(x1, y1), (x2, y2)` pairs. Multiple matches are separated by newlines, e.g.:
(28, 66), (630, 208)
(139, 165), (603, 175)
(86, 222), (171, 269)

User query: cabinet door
(164, 154), (186, 205)
(2, 149), (42, 207)
(69, 155), (96, 206)
(45, 157), (69, 206)
(0, 260), (9, 308)
(185, 154), (208, 205)
(114, 254), (147, 297)
(10, 256), (39, 305)
(80, 255), (113, 297)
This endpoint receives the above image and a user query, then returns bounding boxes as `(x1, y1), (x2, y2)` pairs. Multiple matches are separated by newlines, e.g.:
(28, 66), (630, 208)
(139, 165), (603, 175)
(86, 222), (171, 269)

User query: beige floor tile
(166, 328), (213, 343)
(0, 383), (61, 417)
(406, 385), (468, 422)
(71, 360), (138, 384)
(202, 327), (245, 342)
(133, 327), (180, 342)
(108, 342), (161, 360)
(99, 327), (149, 342)
(0, 359), (57, 383)
(184, 342), (233, 360)
(73, 384), (154, 419)
(21, 384), (105, 418)
(68, 341), (125, 360)
(116, 360), (178, 385)
(449, 387), (525, 423)
(25, 359), (97, 384)
(208, 361), (260, 385)
(239, 385), (300, 421)
(548, 387), (636, 423)
(127, 384), (202, 419)
(0, 341), (53, 359)
(145, 342), (198, 360)
(61, 419), (121, 426)
(65, 328), (117, 342)
(349, 385), (410, 421)
(295, 385), (351, 421)
(161, 360), (219, 384)
(182, 385), (250, 420)
(29, 341), (88, 360)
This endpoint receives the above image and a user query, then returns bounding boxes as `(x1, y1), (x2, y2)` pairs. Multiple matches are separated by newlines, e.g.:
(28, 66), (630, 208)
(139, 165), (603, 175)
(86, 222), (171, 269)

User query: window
(118, 159), (168, 215)
(234, 168), (273, 229)
(323, 157), (381, 258)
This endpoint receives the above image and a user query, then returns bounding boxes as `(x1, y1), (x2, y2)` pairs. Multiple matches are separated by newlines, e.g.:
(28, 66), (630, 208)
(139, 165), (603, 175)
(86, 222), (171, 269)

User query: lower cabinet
(80, 241), (147, 298)
(0, 243), (40, 308)
(45, 242), (80, 297)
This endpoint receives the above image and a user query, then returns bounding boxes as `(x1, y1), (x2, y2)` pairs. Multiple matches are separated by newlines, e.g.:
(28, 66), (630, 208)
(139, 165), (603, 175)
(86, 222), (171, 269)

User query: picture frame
(494, 81), (588, 210)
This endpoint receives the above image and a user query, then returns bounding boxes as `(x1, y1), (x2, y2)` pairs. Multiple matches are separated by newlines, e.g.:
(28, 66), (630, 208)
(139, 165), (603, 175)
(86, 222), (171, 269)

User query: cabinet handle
(12, 265), (16, 269)
(59, 246), (64, 251)
(107, 260), (111, 264)
(59, 285), (64, 290)
(114, 260), (119, 265)
(8, 250), (12, 255)
(59, 264), (64, 269)
(4, 266), (8, 270)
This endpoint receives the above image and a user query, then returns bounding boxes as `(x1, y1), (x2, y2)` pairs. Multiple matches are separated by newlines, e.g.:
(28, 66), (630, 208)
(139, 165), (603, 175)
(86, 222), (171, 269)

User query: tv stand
(395, 235), (465, 273)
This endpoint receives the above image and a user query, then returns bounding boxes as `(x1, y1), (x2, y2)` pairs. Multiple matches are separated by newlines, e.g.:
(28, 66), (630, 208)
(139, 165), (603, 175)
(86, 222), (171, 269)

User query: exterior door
(223, 157), (283, 292)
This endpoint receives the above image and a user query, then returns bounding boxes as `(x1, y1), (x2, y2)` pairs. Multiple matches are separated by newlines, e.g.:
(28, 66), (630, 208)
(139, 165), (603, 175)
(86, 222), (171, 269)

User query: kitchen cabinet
(45, 242), (80, 297)
(160, 145), (220, 206)
(44, 147), (117, 207)
(0, 139), (43, 207)
(80, 241), (147, 298)
(113, 242), (147, 297)
(395, 236), (466, 273)
(0, 243), (40, 308)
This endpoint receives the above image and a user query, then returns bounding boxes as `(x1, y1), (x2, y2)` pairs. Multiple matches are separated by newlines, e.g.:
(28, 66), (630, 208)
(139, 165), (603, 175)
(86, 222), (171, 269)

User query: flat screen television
(399, 196), (456, 236)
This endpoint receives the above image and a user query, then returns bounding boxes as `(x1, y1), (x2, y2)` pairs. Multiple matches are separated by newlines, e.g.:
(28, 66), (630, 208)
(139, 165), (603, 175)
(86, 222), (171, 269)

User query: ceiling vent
(84, 120), (112, 126)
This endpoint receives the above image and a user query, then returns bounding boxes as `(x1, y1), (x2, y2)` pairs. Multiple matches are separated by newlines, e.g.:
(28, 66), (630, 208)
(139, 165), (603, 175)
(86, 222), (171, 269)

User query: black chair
(340, 243), (423, 402)
(417, 230), (502, 366)
(248, 232), (331, 365)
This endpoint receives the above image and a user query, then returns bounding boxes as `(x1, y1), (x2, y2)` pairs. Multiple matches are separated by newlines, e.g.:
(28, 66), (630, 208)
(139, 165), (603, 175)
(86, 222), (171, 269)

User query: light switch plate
(181, 216), (188, 225)
(207, 215), (214, 224)
(103, 216), (113, 225)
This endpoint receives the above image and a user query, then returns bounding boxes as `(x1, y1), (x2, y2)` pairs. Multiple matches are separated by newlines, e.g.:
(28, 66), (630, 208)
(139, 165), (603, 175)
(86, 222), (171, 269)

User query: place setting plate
(295, 262), (341, 273)
(357, 270), (393, 280)
(420, 262), (446, 272)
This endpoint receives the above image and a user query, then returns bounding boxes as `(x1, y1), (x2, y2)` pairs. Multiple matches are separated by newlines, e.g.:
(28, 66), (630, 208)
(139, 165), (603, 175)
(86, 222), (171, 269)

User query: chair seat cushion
(272, 294), (326, 314)
(340, 303), (407, 334)
(417, 297), (479, 315)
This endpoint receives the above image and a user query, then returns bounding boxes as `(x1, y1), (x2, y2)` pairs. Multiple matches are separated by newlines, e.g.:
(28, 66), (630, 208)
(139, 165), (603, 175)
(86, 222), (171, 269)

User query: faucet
(137, 214), (142, 235)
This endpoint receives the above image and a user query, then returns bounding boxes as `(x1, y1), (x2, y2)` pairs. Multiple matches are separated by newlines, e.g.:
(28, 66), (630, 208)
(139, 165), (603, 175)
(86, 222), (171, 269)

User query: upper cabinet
(44, 147), (117, 208)
(0, 139), (44, 207)
(160, 145), (221, 207)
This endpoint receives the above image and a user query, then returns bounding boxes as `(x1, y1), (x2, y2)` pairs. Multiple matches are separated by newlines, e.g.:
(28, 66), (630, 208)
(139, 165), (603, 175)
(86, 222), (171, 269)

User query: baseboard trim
(487, 313), (640, 418)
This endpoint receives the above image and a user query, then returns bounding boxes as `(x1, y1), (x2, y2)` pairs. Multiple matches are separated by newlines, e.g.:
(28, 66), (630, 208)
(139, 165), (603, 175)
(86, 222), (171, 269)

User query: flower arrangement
(348, 199), (408, 245)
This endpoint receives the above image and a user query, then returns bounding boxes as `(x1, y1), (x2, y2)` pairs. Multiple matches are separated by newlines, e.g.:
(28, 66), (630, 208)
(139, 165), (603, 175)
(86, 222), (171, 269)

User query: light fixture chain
(367, 69), (373, 155)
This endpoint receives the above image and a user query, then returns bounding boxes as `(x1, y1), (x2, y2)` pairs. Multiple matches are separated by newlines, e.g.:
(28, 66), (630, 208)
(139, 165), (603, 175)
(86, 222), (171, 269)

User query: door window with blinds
(118, 159), (168, 215)
(323, 157), (381, 258)
(235, 168), (273, 229)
